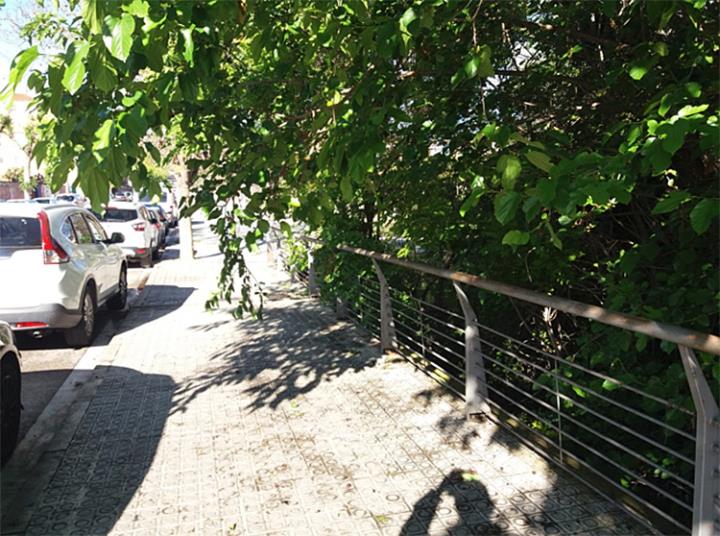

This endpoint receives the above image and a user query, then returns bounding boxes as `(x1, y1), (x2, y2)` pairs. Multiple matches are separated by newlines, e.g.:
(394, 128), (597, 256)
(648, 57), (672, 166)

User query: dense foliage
(3, 0), (718, 527)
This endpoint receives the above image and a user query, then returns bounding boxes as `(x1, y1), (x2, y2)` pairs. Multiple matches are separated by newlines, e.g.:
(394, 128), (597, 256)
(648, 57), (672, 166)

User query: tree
(4, 0), (718, 521)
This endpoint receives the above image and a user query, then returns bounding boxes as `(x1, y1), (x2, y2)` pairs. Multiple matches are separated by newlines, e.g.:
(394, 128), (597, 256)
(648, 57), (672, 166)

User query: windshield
(102, 209), (138, 222)
(140, 193), (168, 203)
(0, 216), (41, 249)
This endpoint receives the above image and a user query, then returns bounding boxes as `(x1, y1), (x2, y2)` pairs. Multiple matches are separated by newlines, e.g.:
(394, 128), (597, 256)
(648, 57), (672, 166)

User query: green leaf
(144, 142), (161, 164)
(123, 0), (149, 17)
(651, 191), (690, 215)
(181, 27), (194, 66)
(526, 151), (553, 172)
(459, 189), (485, 217)
(545, 221), (563, 250)
(497, 155), (521, 189)
(1, 46), (40, 107)
(88, 47), (117, 92)
(399, 7), (417, 29)
(464, 45), (493, 79)
(494, 191), (521, 225)
(602, 379), (620, 391)
(81, 0), (103, 34)
(502, 230), (530, 246)
(629, 64), (649, 80)
(689, 198), (719, 235)
(652, 42), (668, 57)
(677, 104), (709, 117)
(107, 14), (136, 62)
(340, 175), (353, 201)
(398, 7), (416, 45)
(92, 119), (114, 152)
(684, 82), (701, 98)
(62, 42), (90, 95)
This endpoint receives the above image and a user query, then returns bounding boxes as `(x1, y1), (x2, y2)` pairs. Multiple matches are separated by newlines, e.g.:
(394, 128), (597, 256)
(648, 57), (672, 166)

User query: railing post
(372, 259), (395, 352)
(336, 296), (347, 319)
(453, 283), (490, 418)
(307, 248), (319, 296)
(679, 345), (720, 536)
(266, 232), (276, 265)
(274, 232), (284, 270)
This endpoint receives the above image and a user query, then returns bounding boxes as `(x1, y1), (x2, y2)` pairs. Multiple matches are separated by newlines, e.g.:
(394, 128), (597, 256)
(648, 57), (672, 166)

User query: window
(85, 214), (108, 242)
(69, 213), (93, 244)
(0, 217), (41, 249)
(60, 218), (77, 243)
(102, 209), (138, 222)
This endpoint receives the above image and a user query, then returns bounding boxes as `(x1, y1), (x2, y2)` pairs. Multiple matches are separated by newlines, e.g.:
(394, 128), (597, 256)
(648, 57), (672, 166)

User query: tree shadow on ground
(1, 366), (173, 536)
(171, 287), (381, 415)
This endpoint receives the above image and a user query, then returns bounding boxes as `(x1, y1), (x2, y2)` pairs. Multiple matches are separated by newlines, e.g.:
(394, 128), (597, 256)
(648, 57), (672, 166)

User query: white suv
(0, 203), (127, 346)
(99, 202), (158, 267)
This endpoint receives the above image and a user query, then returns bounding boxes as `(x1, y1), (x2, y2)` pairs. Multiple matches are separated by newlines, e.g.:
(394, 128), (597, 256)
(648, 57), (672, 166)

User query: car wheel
(152, 246), (162, 260)
(64, 289), (96, 347)
(0, 355), (21, 466)
(107, 266), (127, 311)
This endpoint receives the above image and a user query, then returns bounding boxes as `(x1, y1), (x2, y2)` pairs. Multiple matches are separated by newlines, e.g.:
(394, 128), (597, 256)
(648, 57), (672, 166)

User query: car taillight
(132, 222), (146, 231)
(38, 211), (69, 264)
(14, 321), (48, 329)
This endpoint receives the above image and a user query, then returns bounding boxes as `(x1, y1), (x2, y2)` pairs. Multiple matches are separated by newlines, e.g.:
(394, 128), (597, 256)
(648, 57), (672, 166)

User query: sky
(0, 0), (44, 93)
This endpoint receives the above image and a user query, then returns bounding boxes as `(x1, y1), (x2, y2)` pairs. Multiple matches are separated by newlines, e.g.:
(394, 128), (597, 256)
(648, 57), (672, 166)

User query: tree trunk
(178, 160), (195, 261)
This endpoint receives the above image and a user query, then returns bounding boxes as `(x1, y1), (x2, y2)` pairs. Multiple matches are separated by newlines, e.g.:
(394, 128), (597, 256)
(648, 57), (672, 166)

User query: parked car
(141, 191), (177, 227)
(0, 321), (21, 466)
(55, 193), (88, 207)
(0, 203), (127, 346)
(99, 202), (159, 266)
(30, 197), (59, 205)
(147, 207), (166, 247)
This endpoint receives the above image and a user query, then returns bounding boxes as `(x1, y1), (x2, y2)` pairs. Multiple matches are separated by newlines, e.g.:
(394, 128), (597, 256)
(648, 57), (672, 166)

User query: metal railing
(266, 230), (719, 536)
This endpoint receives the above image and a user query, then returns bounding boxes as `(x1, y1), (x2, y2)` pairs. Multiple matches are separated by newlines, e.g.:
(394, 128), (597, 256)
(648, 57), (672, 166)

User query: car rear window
(102, 208), (138, 222)
(0, 217), (41, 249)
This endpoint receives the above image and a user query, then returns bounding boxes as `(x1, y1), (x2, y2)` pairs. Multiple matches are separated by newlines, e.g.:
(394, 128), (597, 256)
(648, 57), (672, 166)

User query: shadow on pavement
(171, 290), (381, 415)
(14, 285), (195, 352)
(1, 366), (173, 536)
(408, 386), (655, 535)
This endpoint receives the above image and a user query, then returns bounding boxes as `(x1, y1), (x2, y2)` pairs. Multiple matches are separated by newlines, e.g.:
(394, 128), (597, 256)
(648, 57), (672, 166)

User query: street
(13, 228), (177, 444)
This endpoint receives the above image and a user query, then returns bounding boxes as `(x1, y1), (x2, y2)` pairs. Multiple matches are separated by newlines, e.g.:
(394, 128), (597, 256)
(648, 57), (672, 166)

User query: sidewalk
(1, 228), (649, 536)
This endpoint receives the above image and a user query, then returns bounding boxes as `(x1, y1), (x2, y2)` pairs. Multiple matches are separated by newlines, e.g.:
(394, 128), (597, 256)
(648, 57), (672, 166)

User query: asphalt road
(15, 228), (178, 443)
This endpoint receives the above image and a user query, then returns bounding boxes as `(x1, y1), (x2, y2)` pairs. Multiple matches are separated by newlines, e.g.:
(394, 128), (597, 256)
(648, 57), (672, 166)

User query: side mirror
(106, 232), (124, 244)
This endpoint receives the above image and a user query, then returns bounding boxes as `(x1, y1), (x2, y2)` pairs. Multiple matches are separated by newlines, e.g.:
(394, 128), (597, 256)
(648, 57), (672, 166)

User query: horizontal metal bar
(390, 308), (467, 351)
(481, 350), (693, 487)
(559, 439), (693, 531)
(390, 296), (464, 332)
(394, 339), (465, 399)
(481, 409), (682, 535)
(480, 371), (694, 510)
(393, 324), (466, 378)
(329, 244), (720, 355)
(560, 407), (694, 489)
(387, 287), (466, 322)
(475, 321), (694, 416)
(481, 372), (562, 433)
(478, 348), (695, 465)
(479, 336), (694, 441)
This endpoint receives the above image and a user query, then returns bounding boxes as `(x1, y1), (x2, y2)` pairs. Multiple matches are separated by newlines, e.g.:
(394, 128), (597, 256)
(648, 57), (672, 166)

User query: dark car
(0, 321), (21, 465)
